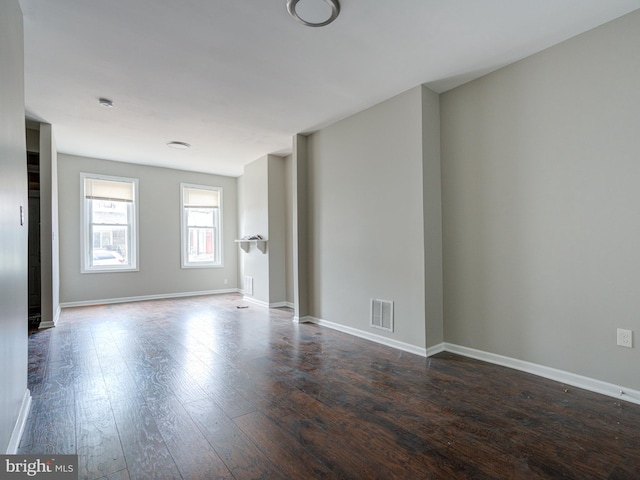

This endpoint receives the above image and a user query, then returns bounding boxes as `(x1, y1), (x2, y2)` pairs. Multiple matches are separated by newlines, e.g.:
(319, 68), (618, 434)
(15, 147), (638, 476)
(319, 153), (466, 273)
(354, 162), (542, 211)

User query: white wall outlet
(617, 328), (633, 348)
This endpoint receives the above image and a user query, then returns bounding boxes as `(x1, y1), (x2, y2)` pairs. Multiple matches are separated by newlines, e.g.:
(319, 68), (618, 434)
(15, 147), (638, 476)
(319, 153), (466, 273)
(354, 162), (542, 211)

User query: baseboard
(284, 302), (295, 309)
(38, 305), (61, 330)
(444, 343), (640, 406)
(306, 316), (428, 357)
(269, 302), (291, 309)
(426, 342), (445, 357)
(60, 289), (240, 308)
(298, 317), (640, 406)
(240, 296), (291, 309)
(6, 389), (31, 454)
(293, 315), (313, 324)
(59, 291), (640, 406)
(242, 296), (269, 308)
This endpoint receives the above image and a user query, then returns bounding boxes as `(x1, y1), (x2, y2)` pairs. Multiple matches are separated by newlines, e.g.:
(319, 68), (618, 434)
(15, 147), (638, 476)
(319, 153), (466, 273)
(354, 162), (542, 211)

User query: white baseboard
(269, 302), (291, 309)
(293, 315), (313, 324)
(444, 343), (640, 406)
(6, 389), (31, 454)
(58, 292), (640, 407)
(298, 317), (640, 406)
(241, 296), (291, 309)
(306, 316), (428, 357)
(242, 296), (269, 308)
(60, 289), (240, 308)
(39, 305), (61, 330)
(426, 342), (445, 357)
(284, 302), (295, 309)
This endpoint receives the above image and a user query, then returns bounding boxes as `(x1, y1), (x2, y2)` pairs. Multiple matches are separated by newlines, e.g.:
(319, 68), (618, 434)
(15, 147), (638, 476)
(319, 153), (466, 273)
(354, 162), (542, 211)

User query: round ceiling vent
(287, 0), (340, 27)
(166, 141), (191, 150)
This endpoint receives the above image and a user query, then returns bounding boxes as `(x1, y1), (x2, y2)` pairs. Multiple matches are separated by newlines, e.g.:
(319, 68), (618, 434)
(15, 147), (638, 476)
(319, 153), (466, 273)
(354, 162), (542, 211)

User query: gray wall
(49, 127), (60, 322)
(291, 135), (311, 319)
(39, 124), (60, 325)
(421, 86), (444, 348)
(267, 156), (286, 305)
(307, 86), (430, 348)
(284, 154), (294, 305)
(58, 154), (238, 303)
(440, 10), (640, 389)
(26, 127), (39, 152)
(0, 0), (28, 452)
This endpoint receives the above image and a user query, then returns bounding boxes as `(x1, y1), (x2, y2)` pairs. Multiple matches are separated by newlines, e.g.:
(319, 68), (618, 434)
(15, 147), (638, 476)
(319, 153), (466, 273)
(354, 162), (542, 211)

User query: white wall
(0, 0), (29, 452)
(240, 156), (270, 303)
(58, 154), (238, 304)
(50, 128), (60, 323)
(239, 154), (287, 306)
(306, 86), (432, 348)
(440, 10), (640, 389)
(237, 174), (245, 293)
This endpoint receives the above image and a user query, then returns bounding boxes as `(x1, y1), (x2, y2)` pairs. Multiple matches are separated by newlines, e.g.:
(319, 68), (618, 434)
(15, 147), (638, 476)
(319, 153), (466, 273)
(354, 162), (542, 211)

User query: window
(181, 184), (222, 268)
(81, 173), (138, 273)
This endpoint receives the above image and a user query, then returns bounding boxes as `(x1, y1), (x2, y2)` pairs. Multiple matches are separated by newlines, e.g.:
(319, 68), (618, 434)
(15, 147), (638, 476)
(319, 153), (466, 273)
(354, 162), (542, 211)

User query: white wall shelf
(235, 239), (268, 253)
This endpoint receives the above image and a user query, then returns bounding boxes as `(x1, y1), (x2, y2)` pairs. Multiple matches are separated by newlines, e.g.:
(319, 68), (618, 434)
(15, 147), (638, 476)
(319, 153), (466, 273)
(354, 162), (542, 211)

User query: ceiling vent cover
(371, 299), (394, 332)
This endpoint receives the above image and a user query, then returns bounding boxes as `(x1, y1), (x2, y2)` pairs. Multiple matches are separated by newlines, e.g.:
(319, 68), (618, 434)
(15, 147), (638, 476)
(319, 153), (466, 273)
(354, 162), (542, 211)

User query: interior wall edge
(5, 389), (31, 455)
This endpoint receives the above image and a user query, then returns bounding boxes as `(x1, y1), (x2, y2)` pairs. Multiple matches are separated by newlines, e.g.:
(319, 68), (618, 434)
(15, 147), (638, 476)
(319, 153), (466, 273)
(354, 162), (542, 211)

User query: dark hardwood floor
(20, 294), (640, 479)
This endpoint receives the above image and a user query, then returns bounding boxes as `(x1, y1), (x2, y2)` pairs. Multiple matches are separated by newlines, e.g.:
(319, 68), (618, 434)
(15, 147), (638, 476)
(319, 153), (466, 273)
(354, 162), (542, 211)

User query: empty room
(1, 0), (639, 478)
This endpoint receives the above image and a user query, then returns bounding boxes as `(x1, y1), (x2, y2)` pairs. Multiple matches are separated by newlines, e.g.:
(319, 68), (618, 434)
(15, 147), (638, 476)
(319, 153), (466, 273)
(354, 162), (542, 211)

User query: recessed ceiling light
(98, 98), (113, 108)
(166, 141), (191, 150)
(287, 0), (340, 27)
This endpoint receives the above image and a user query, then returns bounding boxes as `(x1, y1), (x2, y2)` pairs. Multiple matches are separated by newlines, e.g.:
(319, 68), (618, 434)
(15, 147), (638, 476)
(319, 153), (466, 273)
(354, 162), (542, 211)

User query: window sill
(81, 266), (139, 274)
(181, 263), (224, 269)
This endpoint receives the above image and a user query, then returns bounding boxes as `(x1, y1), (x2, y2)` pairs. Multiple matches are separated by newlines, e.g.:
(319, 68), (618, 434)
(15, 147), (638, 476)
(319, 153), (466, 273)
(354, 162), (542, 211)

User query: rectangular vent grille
(244, 276), (253, 296)
(371, 299), (394, 332)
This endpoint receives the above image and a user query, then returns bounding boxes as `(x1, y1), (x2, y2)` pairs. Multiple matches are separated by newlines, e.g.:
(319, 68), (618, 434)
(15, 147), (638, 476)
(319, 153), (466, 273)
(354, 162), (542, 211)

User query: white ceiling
(19, 0), (640, 177)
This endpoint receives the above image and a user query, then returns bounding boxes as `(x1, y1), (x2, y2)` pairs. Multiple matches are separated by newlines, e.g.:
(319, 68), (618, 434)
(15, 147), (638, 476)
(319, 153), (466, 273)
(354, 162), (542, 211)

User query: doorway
(27, 150), (41, 328)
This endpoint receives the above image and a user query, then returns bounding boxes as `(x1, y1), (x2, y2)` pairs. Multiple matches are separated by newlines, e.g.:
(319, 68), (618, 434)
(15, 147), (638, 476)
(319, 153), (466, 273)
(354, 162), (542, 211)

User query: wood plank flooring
(20, 293), (640, 479)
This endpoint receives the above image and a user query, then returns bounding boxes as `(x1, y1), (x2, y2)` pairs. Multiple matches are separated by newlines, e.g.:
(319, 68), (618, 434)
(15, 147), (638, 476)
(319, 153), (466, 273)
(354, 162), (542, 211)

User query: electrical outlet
(224, 279), (228, 285)
(617, 328), (633, 348)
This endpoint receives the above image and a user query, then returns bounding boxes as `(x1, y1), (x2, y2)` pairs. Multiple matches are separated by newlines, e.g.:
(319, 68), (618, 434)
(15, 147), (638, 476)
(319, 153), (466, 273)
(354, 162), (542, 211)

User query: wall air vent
(244, 276), (254, 296)
(371, 299), (394, 332)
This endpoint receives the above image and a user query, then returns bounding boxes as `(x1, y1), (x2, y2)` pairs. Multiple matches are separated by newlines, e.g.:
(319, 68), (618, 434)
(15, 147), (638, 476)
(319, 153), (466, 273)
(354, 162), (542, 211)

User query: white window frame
(80, 173), (139, 273)
(180, 183), (223, 268)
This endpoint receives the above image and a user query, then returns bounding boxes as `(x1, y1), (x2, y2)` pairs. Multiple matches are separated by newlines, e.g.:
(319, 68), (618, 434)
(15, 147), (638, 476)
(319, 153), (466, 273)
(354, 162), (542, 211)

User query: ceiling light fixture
(98, 98), (113, 108)
(287, 0), (340, 27)
(166, 141), (191, 150)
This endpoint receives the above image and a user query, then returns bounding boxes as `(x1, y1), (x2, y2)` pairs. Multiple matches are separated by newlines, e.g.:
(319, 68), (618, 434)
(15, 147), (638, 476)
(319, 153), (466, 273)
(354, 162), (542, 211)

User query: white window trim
(180, 183), (224, 269)
(80, 172), (139, 274)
